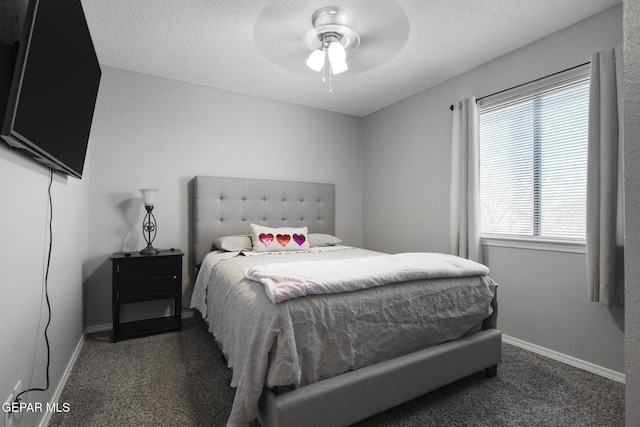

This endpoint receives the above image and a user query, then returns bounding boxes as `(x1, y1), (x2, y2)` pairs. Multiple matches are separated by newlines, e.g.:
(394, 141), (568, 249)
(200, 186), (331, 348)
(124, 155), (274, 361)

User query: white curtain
(450, 97), (483, 264)
(587, 46), (624, 305)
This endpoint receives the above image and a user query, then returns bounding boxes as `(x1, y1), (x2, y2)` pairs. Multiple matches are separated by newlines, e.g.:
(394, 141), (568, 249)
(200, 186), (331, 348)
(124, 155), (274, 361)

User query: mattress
(191, 246), (496, 426)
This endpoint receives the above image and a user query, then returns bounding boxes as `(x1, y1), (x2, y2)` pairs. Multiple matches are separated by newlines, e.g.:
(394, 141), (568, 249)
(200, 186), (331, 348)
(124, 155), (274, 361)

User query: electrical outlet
(4, 381), (21, 427)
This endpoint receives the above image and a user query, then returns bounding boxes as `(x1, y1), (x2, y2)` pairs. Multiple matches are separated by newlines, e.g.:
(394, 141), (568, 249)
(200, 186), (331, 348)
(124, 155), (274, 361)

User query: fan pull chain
(329, 61), (333, 94)
(318, 49), (333, 94)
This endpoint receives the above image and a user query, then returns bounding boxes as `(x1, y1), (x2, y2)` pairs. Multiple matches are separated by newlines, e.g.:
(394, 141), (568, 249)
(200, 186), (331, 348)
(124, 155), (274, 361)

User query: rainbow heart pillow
(250, 224), (310, 253)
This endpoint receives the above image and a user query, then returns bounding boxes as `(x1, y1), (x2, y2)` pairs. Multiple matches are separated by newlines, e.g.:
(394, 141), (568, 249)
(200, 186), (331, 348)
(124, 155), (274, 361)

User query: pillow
(212, 235), (252, 252)
(250, 224), (310, 252)
(308, 233), (342, 247)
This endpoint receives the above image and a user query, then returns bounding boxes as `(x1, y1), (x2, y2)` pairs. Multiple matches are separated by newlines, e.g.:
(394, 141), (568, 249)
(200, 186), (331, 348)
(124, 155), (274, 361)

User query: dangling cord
(329, 61), (333, 95)
(15, 168), (53, 404)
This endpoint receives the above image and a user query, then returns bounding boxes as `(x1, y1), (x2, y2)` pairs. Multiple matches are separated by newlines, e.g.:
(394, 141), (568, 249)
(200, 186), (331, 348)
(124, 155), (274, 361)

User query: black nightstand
(110, 249), (183, 342)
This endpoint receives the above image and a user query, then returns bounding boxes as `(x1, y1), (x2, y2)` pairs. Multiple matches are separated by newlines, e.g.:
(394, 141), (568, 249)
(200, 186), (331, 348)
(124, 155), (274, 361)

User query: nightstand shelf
(117, 316), (180, 340)
(110, 249), (183, 342)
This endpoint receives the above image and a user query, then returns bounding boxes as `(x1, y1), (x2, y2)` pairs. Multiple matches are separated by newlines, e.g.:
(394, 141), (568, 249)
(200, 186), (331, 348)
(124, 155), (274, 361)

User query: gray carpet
(49, 318), (624, 427)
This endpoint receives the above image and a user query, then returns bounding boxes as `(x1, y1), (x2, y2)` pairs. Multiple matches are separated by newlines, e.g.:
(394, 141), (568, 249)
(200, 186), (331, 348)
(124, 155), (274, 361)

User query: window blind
(479, 70), (590, 241)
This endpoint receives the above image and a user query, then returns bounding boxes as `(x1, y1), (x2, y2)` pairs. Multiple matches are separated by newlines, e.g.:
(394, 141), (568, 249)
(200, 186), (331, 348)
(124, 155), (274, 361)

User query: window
(479, 66), (590, 243)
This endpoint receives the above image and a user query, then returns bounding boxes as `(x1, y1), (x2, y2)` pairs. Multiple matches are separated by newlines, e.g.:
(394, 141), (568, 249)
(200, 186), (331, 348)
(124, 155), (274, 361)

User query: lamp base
(140, 245), (160, 255)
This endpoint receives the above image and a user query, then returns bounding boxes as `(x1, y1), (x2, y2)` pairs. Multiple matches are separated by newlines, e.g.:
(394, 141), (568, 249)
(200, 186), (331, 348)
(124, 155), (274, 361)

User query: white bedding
(191, 247), (496, 427)
(245, 252), (490, 303)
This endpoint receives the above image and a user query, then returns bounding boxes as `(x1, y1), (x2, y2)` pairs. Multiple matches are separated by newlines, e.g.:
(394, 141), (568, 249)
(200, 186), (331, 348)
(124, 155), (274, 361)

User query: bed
(189, 176), (501, 427)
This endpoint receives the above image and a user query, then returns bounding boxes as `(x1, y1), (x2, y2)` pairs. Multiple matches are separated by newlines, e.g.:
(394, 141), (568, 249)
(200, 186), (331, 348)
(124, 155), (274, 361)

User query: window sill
(481, 236), (586, 254)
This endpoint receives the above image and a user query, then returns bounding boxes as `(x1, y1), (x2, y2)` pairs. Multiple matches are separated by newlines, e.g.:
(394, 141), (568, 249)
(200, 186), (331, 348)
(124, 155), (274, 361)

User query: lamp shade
(139, 188), (158, 207)
(306, 49), (325, 72)
(330, 56), (348, 74)
(328, 42), (348, 74)
(328, 41), (346, 60)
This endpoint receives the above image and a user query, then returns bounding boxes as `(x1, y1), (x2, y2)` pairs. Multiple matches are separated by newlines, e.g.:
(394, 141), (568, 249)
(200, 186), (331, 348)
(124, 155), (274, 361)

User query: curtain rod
(448, 61), (590, 111)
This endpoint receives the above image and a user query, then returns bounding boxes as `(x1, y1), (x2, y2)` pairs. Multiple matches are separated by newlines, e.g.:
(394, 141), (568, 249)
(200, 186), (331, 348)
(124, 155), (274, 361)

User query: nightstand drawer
(119, 276), (177, 298)
(118, 257), (179, 280)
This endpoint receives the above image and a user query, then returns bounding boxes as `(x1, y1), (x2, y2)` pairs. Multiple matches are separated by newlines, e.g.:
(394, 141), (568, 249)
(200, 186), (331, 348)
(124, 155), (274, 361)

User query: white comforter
(244, 252), (489, 303)
(191, 247), (496, 427)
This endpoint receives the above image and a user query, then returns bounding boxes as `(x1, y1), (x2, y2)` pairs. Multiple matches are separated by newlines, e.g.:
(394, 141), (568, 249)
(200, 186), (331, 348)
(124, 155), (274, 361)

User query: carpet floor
(49, 318), (624, 427)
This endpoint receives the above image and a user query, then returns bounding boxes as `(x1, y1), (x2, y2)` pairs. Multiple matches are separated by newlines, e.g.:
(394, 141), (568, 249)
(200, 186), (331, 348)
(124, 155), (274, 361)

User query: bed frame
(191, 175), (501, 427)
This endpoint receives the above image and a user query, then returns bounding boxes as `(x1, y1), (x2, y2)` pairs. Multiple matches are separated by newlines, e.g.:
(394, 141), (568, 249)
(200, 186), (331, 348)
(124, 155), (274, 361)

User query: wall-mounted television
(1, 0), (101, 179)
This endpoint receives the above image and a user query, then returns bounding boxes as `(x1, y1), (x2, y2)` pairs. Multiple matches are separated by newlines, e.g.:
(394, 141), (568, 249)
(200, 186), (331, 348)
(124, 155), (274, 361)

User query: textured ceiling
(80, 0), (620, 117)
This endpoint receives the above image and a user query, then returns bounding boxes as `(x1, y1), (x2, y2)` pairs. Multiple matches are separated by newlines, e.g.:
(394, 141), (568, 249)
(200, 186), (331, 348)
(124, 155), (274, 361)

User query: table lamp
(139, 188), (159, 255)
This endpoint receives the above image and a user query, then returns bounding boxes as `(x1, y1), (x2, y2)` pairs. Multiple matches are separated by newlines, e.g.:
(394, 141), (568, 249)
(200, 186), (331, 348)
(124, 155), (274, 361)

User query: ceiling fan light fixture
(330, 57), (348, 75)
(306, 48), (326, 72)
(328, 40), (346, 61)
(328, 42), (348, 74)
(303, 6), (359, 90)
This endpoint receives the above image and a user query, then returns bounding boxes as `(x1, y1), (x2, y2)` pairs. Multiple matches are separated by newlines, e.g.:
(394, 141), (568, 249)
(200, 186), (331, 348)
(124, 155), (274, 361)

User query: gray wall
(84, 67), (364, 327)
(362, 6), (624, 374)
(0, 1), (90, 425)
(0, 146), (90, 427)
(624, 0), (640, 423)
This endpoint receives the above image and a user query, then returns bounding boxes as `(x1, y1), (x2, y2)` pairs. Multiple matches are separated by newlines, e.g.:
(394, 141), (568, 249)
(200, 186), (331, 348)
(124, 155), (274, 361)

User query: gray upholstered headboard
(192, 176), (335, 265)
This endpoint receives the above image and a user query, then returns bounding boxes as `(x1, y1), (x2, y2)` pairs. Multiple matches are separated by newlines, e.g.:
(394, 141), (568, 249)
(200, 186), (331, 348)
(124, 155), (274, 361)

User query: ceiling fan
(303, 6), (360, 93)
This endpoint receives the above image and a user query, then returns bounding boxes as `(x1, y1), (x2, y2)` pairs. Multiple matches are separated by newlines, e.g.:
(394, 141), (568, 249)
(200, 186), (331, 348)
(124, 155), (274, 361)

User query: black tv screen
(1, 0), (101, 179)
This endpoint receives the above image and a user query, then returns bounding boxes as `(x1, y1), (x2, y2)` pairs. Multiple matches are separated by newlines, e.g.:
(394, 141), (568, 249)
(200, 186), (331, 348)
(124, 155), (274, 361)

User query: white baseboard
(502, 334), (625, 383)
(38, 332), (85, 427)
(85, 310), (195, 334)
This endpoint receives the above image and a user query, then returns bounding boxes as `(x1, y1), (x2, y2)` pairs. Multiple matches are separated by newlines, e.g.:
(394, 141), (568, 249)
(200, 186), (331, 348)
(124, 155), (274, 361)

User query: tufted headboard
(191, 176), (335, 265)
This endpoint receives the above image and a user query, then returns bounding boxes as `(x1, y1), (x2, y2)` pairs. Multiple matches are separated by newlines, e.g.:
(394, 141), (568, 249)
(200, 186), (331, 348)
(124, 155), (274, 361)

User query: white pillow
(212, 235), (252, 252)
(308, 233), (342, 247)
(250, 224), (310, 252)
